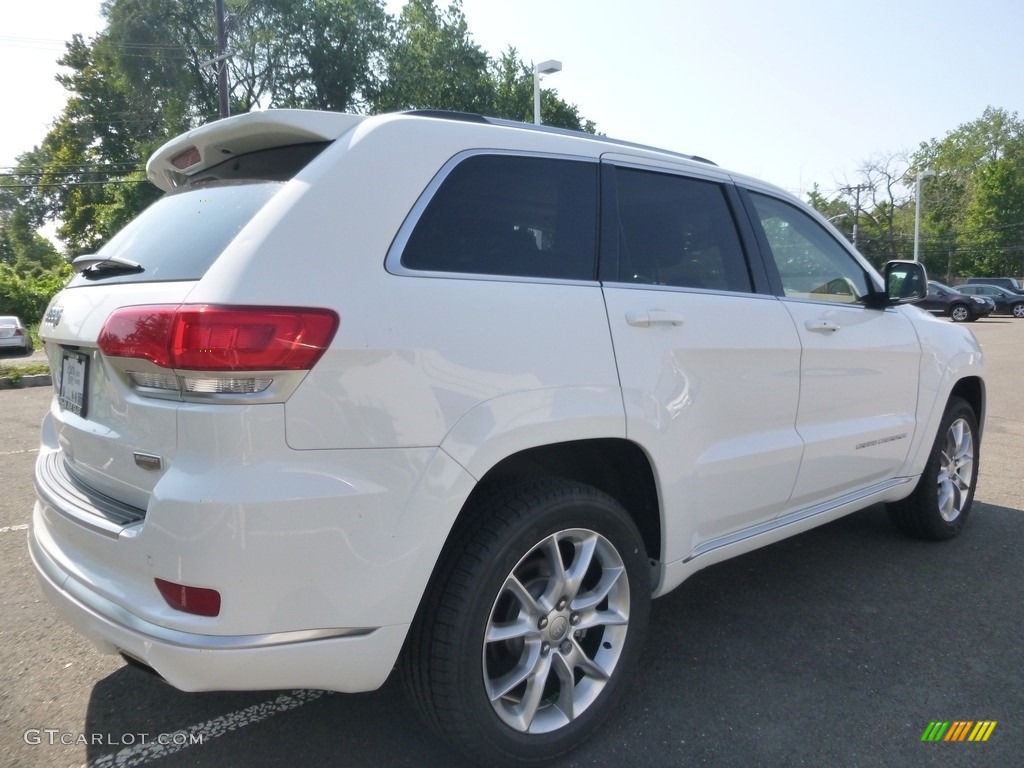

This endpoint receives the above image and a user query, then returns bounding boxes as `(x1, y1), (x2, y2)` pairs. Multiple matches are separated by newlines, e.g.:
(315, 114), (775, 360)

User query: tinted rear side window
(400, 154), (598, 281)
(606, 167), (752, 293)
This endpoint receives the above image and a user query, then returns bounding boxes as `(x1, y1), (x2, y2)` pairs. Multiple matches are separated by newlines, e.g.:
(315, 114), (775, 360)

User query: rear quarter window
(397, 154), (599, 281)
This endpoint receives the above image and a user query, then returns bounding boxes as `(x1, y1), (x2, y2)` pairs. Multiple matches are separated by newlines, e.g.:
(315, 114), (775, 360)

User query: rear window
(68, 183), (280, 286)
(68, 143), (329, 287)
(398, 154), (598, 281)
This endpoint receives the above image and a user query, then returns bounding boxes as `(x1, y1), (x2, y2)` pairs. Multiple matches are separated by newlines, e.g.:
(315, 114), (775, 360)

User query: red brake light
(155, 578), (221, 617)
(98, 305), (339, 371)
(170, 146), (201, 169)
(97, 307), (176, 367)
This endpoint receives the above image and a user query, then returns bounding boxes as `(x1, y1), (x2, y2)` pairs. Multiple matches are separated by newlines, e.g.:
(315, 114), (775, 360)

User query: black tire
(888, 397), (979, 540)
(403, 478), (650, 767)
(949, 304), (971, 322)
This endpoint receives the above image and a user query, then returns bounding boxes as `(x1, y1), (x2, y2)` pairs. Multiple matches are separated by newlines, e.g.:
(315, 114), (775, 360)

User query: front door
(742, 191), (921, 511)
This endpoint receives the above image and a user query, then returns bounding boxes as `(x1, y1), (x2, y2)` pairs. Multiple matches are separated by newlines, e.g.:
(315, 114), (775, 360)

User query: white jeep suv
(31, 110), (985, 766)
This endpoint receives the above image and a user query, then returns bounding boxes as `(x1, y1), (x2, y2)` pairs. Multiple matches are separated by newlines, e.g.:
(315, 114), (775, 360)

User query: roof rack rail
(401, 109), (489, 123)
(398, 110), (716, 166)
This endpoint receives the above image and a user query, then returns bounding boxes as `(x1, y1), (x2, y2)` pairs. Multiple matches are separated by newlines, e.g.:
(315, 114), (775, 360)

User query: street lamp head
(918, 169), (935, 180)
(533, 59), (563, 125)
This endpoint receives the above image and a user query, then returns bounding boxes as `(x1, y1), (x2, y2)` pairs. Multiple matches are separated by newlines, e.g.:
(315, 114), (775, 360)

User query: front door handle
(627, 310), (685, 328)
(805, 318), (840, 333)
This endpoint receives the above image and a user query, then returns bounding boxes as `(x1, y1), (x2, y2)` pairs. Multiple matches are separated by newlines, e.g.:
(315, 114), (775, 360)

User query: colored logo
(921, 721), (997, 742)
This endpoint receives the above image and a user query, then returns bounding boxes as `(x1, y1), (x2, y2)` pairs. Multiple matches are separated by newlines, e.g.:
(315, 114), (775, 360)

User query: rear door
(599, 158), (803, 561)
(740, 189), (922, 510)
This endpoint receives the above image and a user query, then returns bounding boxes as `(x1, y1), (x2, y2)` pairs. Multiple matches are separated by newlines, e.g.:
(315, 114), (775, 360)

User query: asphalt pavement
(1, 319), (1022, 768)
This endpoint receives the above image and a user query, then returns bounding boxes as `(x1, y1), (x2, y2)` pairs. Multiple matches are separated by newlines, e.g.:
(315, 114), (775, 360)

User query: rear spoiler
(146, 110), (365, 192)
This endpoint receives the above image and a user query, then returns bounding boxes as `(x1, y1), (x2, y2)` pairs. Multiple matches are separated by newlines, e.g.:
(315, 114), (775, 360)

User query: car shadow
(0, 346), (35, 359)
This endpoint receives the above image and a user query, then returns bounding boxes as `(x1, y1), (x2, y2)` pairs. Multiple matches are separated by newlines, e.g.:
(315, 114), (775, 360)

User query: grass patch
(0, 362), (50, 377)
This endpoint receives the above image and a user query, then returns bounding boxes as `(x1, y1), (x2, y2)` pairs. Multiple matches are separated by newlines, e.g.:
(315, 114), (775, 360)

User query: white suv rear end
(31, 110), (986, 766)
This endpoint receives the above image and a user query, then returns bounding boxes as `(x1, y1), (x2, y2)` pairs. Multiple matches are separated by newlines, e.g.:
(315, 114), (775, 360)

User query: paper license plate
(58, 350), (89, 418)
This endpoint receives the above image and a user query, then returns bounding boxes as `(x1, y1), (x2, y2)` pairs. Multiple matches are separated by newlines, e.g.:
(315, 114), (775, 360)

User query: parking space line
(1, 524), (29, 534)
(0, 448), (39, 456)
(89, 689), (333, 767)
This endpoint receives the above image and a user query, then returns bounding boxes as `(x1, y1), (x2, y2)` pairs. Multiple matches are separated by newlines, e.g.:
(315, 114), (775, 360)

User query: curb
(0, 374), (52, 390)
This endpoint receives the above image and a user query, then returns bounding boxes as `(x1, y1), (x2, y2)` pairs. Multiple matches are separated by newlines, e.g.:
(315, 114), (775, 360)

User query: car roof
(147, 109), (725, 194)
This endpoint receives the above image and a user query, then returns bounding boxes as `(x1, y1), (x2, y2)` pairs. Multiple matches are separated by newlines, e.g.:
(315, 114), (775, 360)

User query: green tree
(227, 0), (389, 112)
(911, 107), (1024, 278)
(0, 210), (71, 322)
(371, 0), (493, 113)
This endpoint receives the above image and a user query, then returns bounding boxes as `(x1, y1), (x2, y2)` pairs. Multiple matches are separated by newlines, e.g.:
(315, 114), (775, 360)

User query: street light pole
(214, 0), (229, 119)
(913, 169), (935, 262)
(533, 59), (562, 125)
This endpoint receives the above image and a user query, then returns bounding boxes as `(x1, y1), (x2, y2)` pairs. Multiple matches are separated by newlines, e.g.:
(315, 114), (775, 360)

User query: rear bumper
(30, 403), (479, 692)
(29, 506), (409, 693)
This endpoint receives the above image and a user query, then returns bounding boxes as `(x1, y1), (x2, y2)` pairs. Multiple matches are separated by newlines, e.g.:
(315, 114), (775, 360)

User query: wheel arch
(466, 438), (662, 567)
(950, 375), (986, 438)
(409, 438), (663, 645)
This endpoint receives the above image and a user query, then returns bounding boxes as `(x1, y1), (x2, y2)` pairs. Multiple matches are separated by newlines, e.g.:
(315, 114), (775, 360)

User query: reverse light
(181, 376), (273, 394)
(155, 578), (221, 617)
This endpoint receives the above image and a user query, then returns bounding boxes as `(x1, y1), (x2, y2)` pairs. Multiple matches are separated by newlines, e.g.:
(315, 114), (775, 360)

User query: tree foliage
(808, 109), (1024, 281)
(0, 210), (71, 322)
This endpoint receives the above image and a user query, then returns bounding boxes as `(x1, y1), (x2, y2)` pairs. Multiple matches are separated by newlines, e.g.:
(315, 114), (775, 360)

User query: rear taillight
(13, 328), (23, 337)
(98, 305), (338, 395)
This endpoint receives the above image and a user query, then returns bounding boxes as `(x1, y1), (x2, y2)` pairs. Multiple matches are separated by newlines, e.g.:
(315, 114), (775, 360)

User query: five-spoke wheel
(889, 396), (979, 539)
(403, 479), (650, 767)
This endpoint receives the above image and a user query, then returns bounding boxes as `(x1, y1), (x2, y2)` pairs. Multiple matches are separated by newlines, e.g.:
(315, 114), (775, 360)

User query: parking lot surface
(1, 319), (1022, 768)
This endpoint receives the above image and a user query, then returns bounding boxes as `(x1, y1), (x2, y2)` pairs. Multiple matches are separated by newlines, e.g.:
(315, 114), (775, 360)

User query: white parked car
(0, 315), (32, 352)
(30, 110), (986, 766)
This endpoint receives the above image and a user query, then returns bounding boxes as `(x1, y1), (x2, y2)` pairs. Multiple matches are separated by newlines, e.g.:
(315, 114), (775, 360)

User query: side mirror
(883, 260), (927, 305)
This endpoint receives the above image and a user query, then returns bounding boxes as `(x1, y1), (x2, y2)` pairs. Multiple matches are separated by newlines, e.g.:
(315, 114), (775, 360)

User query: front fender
(900, 312), (987, 478)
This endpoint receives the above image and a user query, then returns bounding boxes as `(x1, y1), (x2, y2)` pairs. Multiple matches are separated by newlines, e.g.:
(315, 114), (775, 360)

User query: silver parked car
(0, 315), (32, 352)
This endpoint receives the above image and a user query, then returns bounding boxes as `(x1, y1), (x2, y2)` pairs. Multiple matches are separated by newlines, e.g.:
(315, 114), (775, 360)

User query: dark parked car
(955, 283), (1024, 318)
(964, 276), (1024, 295)
(916, 281), (994, 322)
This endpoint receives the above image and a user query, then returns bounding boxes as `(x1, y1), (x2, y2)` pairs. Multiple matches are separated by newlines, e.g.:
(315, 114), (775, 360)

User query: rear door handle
(626, 310), (685, 328)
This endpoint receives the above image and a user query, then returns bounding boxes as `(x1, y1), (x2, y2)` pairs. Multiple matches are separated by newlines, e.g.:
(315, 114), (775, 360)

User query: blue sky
(2, 0), (1022, 199)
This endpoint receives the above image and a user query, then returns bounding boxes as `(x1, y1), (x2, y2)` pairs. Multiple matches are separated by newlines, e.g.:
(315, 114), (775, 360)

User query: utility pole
(215, 0), (229, 119)
(841, 184), (869, 250)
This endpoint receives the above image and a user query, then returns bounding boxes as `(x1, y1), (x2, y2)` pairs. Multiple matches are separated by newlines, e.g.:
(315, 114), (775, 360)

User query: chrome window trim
(599, 280), (769, 301)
